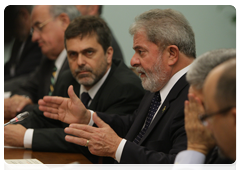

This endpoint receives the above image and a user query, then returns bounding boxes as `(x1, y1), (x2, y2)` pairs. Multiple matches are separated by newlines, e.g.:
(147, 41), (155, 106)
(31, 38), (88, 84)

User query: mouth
(38, 42), (44, 47)
(76, 70), (91, 77)
(139, 72), (146, 78)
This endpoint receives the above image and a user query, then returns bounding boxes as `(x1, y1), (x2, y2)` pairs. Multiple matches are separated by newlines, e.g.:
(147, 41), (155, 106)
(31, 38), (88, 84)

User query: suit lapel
(88, 60), (117, 109)
(138, 74), (188, 145)
(59, 57), (69, 74)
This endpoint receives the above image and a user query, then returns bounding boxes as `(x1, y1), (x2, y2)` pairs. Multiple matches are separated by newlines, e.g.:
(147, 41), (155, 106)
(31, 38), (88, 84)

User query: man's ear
(166, 45), (179, 66)
(58, 13), (70, 30)
(106, 46), (113, 64)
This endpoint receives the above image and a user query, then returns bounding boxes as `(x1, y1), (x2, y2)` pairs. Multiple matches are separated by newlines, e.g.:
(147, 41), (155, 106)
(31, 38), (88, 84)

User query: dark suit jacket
(97, 74), (189, 163)
(4, 35), (42, 81)
(19, 59), (145, 163)
(11, 55), (69, 112)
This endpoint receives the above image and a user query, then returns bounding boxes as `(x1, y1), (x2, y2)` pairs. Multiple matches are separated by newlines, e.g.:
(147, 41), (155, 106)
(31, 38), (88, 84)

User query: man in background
(4, 5), (80, 119)
(203, 58), (236, 162)
(174, 49), (235, 164)
(4, 5), (42, 91)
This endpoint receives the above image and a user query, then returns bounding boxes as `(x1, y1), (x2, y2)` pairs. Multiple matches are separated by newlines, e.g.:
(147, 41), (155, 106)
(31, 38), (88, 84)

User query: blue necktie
(133, 92), (161, 144)
(81, 92), (91, 108)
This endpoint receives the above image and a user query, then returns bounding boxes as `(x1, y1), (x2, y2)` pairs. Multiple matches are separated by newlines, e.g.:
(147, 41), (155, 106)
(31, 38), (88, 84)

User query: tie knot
(81, 92), (91, 108)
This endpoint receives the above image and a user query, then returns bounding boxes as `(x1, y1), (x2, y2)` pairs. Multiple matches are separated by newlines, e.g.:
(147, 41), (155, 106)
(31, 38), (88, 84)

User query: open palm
(39, 85), (90, 124)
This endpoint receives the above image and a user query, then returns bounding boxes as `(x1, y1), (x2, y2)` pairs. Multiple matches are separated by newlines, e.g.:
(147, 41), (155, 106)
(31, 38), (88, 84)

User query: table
(4, 147), (92, 164)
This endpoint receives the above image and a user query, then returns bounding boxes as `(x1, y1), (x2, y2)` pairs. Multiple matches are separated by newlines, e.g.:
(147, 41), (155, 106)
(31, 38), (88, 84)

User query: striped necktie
(133, 92), (161, 144)
(48, 65), (57, 96)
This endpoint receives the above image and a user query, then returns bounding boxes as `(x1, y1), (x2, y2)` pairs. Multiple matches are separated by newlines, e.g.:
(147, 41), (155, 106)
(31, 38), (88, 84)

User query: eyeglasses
(199, 106), (234, 126)
(30, 18), (53, 35)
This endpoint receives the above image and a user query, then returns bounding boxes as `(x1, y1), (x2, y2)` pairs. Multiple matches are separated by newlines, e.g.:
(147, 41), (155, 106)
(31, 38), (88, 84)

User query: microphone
(4, 111), (30, 126)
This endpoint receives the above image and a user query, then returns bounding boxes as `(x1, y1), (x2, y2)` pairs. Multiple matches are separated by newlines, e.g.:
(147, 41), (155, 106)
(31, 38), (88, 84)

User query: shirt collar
(80, 67), (111, 99)
(159, 64), (191, 104)
(54, 49), (67, 71)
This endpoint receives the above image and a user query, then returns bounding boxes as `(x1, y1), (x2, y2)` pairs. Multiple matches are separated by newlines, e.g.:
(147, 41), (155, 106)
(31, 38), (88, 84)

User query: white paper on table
(4, 160), (48, 170)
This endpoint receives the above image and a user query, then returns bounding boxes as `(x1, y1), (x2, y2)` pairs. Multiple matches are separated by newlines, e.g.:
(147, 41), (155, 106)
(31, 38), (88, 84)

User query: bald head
(203, 58), (236, 161)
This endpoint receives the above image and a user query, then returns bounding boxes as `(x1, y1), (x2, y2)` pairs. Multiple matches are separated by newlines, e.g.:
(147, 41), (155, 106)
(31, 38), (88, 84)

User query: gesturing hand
(65, 112), (122, 159)
(38, 85), (91, 125)
(185, 93), (216, 155)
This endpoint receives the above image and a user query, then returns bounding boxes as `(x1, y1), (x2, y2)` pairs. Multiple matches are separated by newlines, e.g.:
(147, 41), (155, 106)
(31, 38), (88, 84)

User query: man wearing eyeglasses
(174, 50), (236, 164)
(203, 58), (236, 161)
(4, 5), (80, 119)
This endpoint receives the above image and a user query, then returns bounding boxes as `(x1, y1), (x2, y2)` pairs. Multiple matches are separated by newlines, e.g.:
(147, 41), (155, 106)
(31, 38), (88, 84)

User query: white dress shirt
(172, 150), (206, 170)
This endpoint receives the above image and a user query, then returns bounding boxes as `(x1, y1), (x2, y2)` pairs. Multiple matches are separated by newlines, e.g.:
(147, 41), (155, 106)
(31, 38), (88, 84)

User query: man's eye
(84, 50), (94, 57)
(68, 52), (78, 58)
(138, 50), (145, 55)
(87, 51), (93, 54)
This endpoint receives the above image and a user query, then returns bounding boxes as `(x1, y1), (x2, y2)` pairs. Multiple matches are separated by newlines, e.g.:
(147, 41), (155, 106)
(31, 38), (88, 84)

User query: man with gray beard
(39, 9), (195, 163)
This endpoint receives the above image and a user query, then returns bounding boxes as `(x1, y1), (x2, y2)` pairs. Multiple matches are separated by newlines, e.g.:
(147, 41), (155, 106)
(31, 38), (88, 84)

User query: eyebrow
(133, 46), (142, 50)
(67, 47), (96, 53)
(32, 21), (41, 27)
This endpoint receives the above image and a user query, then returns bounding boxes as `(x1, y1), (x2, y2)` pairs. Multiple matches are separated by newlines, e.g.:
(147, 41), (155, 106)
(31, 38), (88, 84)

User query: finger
(184, 100), (189, 117)
(65, 135), (87, 147)
(68, 123), (97, 133)
(65, 127), (92, 140)
(42, 96), (63, 105)
(43, 111), (59, 120)
(92, 112), (108, 128)
(38, 100), (60, 110)
(38, 99), (47, 105)
(68, 85), (80, 105)
(39, 105), (59, 114)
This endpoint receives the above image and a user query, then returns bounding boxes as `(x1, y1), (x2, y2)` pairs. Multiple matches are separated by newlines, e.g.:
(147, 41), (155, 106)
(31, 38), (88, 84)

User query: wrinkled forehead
(31, 5), (51, 26)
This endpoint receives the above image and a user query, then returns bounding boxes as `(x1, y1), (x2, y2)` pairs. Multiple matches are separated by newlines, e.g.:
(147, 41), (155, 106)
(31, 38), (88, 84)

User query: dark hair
(64, 15), (112, 53)
(215, 58), (236, 108)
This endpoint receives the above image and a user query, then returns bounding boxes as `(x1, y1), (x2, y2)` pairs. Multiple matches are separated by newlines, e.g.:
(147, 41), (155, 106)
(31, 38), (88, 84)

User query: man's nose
(130, 53), (140, 67)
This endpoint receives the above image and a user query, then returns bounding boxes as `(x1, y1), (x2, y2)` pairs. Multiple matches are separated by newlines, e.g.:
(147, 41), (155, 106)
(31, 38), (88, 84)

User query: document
(4, 159), (48, 170)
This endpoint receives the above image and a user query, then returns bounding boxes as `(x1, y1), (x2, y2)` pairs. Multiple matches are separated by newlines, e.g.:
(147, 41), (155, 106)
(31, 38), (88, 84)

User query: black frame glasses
(199, 106), (234, 126)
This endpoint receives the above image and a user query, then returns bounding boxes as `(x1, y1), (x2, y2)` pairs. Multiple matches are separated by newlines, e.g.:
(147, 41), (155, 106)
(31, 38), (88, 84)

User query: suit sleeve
(11, 62), (42, 103)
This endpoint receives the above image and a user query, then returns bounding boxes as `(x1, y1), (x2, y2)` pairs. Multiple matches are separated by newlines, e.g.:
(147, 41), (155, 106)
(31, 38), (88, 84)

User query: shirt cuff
(23, 129), (34, 149)
(115, 139), (127, 163)
(88, 110), (95, 126)
(174, 150), (206, 164)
